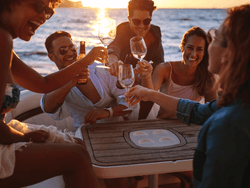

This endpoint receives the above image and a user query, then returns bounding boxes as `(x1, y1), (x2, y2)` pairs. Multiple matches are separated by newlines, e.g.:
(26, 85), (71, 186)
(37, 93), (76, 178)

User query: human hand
(24, 130), (49, 143)
(108, 60), (123, 77)
(84, 109), (110, 125)
(134, 60), (153, 79)
(125, 85), (151, 106)
(75, 67), (90, 85)
(83, 46), (108, 66)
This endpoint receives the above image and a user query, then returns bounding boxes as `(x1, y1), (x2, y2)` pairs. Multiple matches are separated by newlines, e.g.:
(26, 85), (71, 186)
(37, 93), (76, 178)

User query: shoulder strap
(167, 62), (173, 80)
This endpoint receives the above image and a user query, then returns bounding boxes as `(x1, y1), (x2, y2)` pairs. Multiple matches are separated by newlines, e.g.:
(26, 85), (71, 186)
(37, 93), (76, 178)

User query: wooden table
(79, 119), (201, 188)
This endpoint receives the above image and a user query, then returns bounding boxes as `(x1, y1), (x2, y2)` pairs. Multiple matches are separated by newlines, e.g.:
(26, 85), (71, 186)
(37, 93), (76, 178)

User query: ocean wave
(16, 51), (48, 57)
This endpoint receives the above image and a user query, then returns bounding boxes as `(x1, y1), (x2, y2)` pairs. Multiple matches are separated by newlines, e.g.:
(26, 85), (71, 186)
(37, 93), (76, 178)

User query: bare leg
(0, 143), (98, 188)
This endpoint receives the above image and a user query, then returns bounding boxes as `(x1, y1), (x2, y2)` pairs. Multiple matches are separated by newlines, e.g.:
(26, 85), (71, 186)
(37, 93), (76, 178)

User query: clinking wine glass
(98, 18), (116, 66)
(130, 36), (147, 62)
(118, 64), (135, 110)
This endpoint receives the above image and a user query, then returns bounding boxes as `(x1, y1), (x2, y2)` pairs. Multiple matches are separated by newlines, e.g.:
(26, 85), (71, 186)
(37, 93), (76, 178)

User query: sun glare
(71, 0), (129, 9)
(90, 9), (116, 37)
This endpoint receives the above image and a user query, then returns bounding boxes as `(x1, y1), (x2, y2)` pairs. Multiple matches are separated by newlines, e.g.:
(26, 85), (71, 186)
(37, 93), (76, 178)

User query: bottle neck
(80, 41), (85, 55)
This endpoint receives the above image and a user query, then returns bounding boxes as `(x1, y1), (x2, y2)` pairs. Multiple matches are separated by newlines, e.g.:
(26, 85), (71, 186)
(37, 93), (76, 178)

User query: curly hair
(217, 4), (250, 107)
(128, 0), (157, 17)
(179, 26), (216, 96)
(45, 31), (72, 53)
(0, 0), (61, 14)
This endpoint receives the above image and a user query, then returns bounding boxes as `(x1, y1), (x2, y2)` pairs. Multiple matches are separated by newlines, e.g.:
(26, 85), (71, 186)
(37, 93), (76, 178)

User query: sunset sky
(72, 0), (250, 9)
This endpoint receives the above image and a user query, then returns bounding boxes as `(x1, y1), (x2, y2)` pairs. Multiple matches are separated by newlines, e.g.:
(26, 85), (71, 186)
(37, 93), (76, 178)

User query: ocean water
(13, 8), (227, 76)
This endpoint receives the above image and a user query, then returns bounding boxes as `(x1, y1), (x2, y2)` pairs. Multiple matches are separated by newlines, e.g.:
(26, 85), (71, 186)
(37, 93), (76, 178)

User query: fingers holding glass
(98, 18), (116, 65)
(134, 60), (153, 78)
(77, 68), (89, 84)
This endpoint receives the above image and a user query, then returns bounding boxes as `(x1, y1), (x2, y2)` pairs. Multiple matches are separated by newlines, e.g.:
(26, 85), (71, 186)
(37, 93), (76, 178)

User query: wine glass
(118, 64), (135, 109)
(130, 36), (147, 62)
(98, 18), (116, 66)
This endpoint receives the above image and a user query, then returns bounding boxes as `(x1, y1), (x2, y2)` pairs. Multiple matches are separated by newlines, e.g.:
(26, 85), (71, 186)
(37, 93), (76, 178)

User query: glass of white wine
(98, 18), (116, 66)
(130, 36), (147, 62)
(118, 64), (135, 110)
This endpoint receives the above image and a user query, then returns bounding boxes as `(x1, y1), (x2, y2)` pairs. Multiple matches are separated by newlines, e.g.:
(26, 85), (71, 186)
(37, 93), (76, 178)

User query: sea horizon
(14, 8), (226, 91)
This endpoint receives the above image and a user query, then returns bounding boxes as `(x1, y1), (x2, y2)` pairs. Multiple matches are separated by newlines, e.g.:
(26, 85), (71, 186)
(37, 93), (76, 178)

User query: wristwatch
(104, 107), (113, 117)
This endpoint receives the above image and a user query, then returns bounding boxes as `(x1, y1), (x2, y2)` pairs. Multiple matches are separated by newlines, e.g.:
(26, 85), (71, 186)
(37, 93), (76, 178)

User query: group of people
(0, 0), (249, 187)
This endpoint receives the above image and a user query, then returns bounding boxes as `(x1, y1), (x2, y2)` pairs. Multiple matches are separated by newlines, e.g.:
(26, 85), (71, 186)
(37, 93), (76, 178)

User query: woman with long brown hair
(136, 26), (217, 119)
(126, 4), (250, 187)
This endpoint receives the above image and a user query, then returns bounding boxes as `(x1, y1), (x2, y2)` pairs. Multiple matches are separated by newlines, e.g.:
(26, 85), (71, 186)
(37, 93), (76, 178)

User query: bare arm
(151, 63), (171, 91)
(0, 31), (25, 144)
(0, 121), (25, 144)
(135, 62), (170, 91)
(11, 47), (107, 93)
(125, 85), (179, 115)
(84, 104), (129, 125)
(43, 79), (77, 114)
(134, 60), (154, 89)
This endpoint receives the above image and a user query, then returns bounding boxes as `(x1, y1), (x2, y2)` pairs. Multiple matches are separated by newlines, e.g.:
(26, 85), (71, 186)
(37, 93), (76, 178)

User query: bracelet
(104, 107), (113, 117)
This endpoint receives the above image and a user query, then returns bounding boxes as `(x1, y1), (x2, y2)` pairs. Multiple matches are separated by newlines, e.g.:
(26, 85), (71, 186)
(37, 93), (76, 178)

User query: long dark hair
(180, 26), (215, 96)
(217, 4), (250, 107)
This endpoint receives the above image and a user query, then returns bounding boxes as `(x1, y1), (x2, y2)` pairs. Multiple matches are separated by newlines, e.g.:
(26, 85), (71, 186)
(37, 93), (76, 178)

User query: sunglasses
(131, 18), (152, 26)
(206, 28), (224, 43)
(35, 0), (55, 19)
(50, 45), (77, 55)
(59, 45), (77, 55)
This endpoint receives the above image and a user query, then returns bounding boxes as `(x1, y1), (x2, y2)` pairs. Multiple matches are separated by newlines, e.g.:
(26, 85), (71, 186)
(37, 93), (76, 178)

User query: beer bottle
(77, 41), (88, 85)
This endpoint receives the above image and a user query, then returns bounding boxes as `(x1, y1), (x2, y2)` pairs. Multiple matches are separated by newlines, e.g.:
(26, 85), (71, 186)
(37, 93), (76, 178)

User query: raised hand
(134, 60), (153, 79)
(24, 130), (49, 143)
(84, 109), (110, 125)
(125, 85), (151, 106)
(108, 60), (123, 77)
(75, 67), (90, 84)
(83, 46), (108, 66)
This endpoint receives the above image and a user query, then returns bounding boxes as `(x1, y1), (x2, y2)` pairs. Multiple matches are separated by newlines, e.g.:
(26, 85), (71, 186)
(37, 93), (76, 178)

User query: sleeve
(194, 123), (250, 188)
(176, 99), (219, 125)
(108, 23), (129, 59)
(151, 26), (164, 69)
(40, 94), (71, 120)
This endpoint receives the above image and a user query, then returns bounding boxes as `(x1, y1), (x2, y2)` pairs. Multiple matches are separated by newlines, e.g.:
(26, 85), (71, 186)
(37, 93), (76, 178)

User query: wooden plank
(93, 150), (195, 165)
(93, 142), (197, 157)
(91, 142), (131, 150)
(91, 137), (125, 144)
(87, 126), (199, 139)
(88, 132), (123, 139)
(87, 119), (188, 131)
(81, 119), (200, 167)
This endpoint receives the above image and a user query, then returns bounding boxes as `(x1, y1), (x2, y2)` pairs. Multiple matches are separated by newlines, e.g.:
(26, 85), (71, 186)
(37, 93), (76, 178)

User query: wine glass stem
(126, 87), (130, 108)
